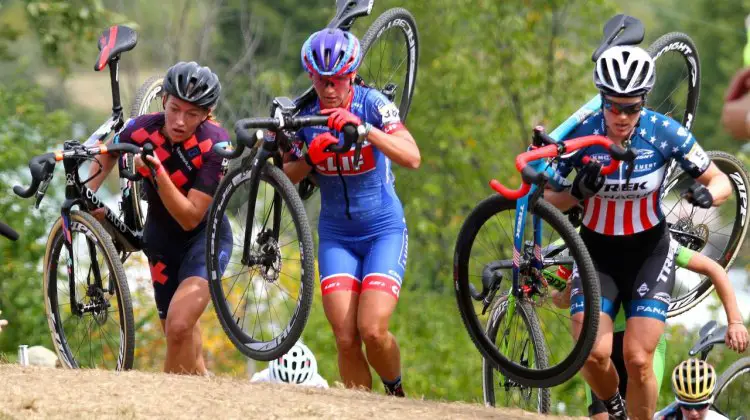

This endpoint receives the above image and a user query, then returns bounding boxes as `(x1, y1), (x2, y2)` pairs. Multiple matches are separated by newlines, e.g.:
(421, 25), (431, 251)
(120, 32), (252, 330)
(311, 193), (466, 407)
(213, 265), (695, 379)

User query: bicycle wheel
(43, 211), (135, 370)
(662, 151), (750, 317)
(713, 357), (750, 419)
(454, 195), (600, 387)
(121, 75), (164, 231)
(482, 296), (551, 413)
(206, 162), (315, 361)
(358, 7), (419, 122)
(646, 32), (701, 130)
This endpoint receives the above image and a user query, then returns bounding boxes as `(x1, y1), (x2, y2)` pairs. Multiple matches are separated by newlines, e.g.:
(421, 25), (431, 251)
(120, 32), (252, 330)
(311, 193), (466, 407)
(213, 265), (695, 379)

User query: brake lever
(141, 144), (159, 191)
(353, 138), (364, 171)
(35, 175), (53, 209)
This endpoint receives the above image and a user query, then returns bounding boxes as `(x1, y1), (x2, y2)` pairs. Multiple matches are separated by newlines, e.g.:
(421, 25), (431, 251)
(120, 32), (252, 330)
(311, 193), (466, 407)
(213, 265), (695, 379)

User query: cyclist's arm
(696, 163), (732, 206)
(367, 94), (420, 169)
(682, 249), (743, 324)
(367, 128), (420, 169)
(151, 151), (220, 231)
(86, 139), (119, 192)
(282, 134), (313, 184)
(543, 190), (579, 211)
(668, 125), (731, 206)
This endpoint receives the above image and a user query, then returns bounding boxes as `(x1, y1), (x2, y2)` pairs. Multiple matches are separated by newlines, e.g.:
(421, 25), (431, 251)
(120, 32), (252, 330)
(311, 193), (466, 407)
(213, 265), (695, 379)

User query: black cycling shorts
(570, 221), (676, 322)
(144, 217), (232, 320)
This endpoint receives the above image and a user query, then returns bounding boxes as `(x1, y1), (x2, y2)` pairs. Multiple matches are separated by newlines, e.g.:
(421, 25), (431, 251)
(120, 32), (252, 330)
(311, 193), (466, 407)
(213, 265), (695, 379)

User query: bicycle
(12, 25), (152, 371)
(199, 0), (420, 361)
(479, 14), (749, 412)
(0, 222), (18, 241)
(664, 320), (750, 419)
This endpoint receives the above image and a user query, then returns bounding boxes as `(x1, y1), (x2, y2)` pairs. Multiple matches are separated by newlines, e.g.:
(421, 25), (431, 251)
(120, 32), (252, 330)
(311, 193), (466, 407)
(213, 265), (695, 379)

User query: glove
(304, 132), (339, 166)
(321, 108), (361, 132)
(682, 182), (713, 209)
(136, 153), (164, 178)
(570, 160), (605, 200)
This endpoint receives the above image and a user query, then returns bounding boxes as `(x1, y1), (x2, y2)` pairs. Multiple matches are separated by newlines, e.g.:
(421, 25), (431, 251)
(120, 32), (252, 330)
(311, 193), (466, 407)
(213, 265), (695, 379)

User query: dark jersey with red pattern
(115, 113), (229, 239)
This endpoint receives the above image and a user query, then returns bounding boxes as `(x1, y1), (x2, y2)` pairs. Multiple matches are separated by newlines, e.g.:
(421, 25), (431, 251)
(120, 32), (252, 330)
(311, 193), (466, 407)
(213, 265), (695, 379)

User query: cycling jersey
(557, 108), (711, 236)
(115, 113), (229, 241)
(115, 113), (232, 317)
(292, 85), (407, 241)
(653, 402), (729, 420)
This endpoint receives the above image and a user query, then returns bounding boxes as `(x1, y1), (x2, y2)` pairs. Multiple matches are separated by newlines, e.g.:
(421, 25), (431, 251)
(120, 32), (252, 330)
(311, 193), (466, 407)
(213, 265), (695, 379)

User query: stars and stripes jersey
(556, 109), (710, 236)
(114, 113), (229, 239)
(292, 85), (408, 240)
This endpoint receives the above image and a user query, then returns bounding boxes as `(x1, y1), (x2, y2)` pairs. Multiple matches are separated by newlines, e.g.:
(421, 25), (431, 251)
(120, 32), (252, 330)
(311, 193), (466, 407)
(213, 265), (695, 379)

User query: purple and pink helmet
(301, 28), (362, 77)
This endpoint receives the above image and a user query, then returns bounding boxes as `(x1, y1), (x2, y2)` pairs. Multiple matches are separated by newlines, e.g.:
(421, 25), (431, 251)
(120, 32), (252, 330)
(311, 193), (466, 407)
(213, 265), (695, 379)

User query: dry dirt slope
(0, 365), (583, 419)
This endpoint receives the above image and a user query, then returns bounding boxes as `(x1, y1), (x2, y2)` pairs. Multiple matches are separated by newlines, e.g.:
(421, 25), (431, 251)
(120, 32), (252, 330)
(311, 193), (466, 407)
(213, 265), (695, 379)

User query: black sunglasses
(602, 97), (645, 115)
(679, 402), (711, 412)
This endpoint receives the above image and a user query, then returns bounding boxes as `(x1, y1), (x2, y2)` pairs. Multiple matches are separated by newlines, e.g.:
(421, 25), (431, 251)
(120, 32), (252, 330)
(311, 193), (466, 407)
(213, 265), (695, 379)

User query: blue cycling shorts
(318, 227), (408, 300)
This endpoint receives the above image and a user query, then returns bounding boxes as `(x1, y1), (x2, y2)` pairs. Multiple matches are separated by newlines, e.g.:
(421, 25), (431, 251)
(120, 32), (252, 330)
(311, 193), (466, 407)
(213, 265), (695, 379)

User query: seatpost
(108, 55), (123, 121)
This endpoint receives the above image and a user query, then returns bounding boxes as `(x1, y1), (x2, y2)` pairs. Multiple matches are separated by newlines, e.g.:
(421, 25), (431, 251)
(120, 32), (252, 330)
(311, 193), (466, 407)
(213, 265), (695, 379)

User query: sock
(603, 390), (627, 420)
(382, 376), (404, 397)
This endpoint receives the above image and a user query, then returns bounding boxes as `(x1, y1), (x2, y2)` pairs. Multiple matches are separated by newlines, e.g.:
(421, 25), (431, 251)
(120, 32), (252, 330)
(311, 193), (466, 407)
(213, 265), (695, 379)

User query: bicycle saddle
(591, 14), (645, 62)
(689, 320), (727, 357)
(94, 25), (138, 71)
(329, 0), (374, 30)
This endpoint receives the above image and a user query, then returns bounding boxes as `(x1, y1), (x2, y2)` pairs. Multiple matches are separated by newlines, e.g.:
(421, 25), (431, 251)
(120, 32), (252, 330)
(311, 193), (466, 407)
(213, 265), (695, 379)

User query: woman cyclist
(653, 359), (728, 420)
(87, 61), (233, 375)
(552, 244), (748, 419)
(546, 45), (733, 419)
(283, 28), (420, 396)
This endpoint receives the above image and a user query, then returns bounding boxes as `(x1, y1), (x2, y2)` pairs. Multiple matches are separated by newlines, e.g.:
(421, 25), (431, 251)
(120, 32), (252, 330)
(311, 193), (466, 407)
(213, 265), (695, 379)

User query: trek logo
(657, 240), (678, 283)
(635, 305), (667, 318)
(315, 145), (376, 175)
(730, 172), (747, 225)
(515, 204), (524, 238)
(603, 181), (648, 192)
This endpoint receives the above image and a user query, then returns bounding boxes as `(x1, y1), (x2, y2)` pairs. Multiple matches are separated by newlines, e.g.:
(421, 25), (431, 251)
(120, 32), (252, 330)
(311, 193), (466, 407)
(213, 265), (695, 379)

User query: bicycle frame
(507, 93), (603, 300)
(56, 144), (144, 315)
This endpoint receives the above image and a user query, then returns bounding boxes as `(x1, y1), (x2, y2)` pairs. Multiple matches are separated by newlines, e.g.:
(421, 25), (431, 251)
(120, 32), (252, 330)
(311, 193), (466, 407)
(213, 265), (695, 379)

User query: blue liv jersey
(293, 85), (408, 240)
(556, 108), (710, 236)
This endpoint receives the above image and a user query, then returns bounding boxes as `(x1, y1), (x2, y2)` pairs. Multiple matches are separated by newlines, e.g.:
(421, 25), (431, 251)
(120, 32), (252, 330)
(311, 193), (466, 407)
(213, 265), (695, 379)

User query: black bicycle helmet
(162, 61), (221, 109)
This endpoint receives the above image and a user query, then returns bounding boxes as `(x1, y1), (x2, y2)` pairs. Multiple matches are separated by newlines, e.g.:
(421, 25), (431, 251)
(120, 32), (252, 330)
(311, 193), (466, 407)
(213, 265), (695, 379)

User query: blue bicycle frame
(510, 93), (601, 297)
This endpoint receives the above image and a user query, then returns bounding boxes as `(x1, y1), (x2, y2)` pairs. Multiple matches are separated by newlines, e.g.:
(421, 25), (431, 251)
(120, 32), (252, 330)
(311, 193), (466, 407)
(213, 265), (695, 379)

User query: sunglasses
(679, 402), (711, 412)
(602, 97), (645, 115)
(312, 74), (351, 87)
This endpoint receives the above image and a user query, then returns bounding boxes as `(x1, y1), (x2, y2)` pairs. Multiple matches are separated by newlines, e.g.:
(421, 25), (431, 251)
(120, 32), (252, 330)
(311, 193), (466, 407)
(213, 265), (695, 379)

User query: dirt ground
(0, 364), (585, 419)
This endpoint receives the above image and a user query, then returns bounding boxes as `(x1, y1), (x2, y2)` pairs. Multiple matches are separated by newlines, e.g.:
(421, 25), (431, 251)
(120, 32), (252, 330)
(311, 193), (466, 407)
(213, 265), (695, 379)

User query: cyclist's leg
(356, 227), (407, 396)
(164, 222), (232, 375)
(571, 264), (621, 403)
(319, 238), (370, 389)
(622, 237), (676, 419)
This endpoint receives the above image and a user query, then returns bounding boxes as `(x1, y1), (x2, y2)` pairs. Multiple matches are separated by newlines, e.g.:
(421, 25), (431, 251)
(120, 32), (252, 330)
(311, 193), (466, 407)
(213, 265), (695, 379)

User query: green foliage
(23, 0), (133, 75)
(0, 78), (72, 353)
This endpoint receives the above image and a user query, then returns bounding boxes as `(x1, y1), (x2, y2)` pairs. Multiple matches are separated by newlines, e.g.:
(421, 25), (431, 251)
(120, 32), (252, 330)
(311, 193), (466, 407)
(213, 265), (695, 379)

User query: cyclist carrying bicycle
(283, 28), (421, 396)
(546, 45), (733, 419)
(653, 359), (728, 420)
(552, 244), (748, 419)
(87, 61), (233, 375)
